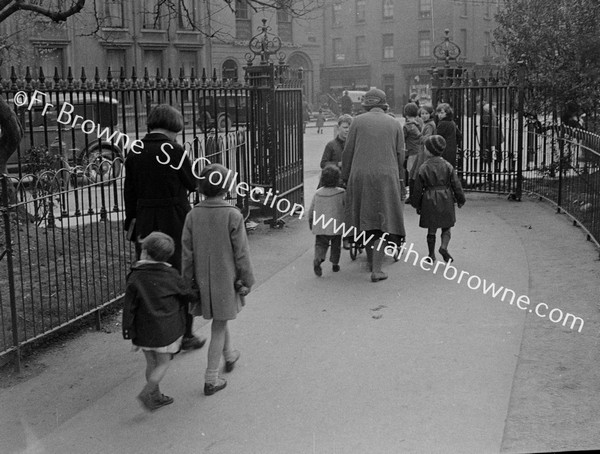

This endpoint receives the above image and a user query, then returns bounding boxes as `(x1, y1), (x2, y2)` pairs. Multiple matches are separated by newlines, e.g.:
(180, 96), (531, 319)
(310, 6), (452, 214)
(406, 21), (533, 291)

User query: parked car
(8, 93), (124, 178)
(196, 92), (248, 131)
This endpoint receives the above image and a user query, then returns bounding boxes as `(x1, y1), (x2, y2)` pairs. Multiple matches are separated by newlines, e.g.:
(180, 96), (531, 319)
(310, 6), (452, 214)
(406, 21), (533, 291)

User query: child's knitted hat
(424, 135), (446, 156)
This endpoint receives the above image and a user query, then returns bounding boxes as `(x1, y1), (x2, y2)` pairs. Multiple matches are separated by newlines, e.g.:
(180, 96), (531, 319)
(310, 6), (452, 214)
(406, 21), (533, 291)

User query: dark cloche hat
(361, 88), (387, 108)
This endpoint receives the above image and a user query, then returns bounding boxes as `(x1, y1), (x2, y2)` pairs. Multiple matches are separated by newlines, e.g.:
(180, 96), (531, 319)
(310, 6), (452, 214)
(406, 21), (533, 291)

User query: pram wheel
(350, 242), (360, 260)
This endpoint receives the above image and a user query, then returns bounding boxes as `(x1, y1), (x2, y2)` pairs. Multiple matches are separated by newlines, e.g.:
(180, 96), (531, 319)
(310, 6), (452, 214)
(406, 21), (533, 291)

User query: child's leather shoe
(204, 378), (227, 396)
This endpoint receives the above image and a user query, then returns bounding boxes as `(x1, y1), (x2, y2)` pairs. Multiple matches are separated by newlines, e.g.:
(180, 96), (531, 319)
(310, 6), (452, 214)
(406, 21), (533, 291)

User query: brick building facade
(321, 0), (501, 111)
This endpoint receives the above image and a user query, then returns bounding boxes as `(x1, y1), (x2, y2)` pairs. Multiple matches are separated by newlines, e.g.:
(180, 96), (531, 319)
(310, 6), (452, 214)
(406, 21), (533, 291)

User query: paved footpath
(1, 127), (599, 453)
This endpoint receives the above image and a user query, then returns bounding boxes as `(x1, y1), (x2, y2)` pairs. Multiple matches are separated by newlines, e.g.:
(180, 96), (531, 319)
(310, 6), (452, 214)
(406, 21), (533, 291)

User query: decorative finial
(432, 29), (462, 66)
(247, 18), (282, 65)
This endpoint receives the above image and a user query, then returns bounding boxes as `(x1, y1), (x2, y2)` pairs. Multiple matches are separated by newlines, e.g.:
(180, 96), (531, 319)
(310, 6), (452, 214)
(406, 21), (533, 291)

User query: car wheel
(217, 114), (232, 131)
(82, 147), (122, 182)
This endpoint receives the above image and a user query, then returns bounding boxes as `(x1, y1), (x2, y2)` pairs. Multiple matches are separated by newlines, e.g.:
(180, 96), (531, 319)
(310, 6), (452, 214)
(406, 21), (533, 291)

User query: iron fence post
(1, 175), (21, 373)
(515, 60), (526, 201)
(557, 124), (564, 211)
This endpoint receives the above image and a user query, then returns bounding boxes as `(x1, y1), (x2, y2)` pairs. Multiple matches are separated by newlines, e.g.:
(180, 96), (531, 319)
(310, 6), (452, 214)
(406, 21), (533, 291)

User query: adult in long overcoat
(181, 198), (255, 320)
(124, 104), (204, 350)
(341, 88), (405, 282)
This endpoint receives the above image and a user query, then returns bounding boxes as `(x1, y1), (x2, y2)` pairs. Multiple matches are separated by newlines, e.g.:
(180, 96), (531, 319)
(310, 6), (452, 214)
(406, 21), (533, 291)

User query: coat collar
(197, 198), (234, 208)
(143, 132), (172, 142)
(132, 260), (172, 271)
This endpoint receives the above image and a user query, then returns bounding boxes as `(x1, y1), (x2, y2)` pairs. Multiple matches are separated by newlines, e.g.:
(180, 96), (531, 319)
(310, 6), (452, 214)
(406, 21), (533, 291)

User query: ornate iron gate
(429, 30), (525, 200)
(245, 19), (304, 226)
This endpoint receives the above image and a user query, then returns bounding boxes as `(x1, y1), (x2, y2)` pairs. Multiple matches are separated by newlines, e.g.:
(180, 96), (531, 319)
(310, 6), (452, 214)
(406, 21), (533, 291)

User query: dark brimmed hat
(361, 88), (387, 108)
(424, 135), (446, 156)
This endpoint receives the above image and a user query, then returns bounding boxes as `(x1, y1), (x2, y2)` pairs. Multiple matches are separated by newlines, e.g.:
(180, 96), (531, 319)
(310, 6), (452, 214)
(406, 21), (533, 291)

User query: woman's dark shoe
(370, 271), (388, 282)
(332, 264), (340, 272)
(438, 247), (453, 263)
(224, 350), (240, 372)
(204, 378), (227, 396)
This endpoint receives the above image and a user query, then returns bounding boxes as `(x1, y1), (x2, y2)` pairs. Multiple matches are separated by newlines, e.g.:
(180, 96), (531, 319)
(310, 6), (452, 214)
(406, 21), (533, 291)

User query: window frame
(235, 0), (252, 39)
(418, 30), (431, 58)
(383, 0), (394, 20)
(332, 3), (342, 26)
(103, 0), (125, 28)
(355, 35), (366, 63)
(178, 0), (195, 30)
(333, 38), (344, 63)
(418, 0), (432, 19)
(356, 0), (366, 23)
(382, 33), (394, 60)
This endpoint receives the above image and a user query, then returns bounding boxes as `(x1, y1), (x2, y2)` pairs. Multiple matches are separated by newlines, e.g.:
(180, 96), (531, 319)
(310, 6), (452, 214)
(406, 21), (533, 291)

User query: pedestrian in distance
(340, 90), (353, 115)
(122, 232), (195, 412)
(342, 88), (406, 282)
(412, 135), (466, 263)
(308, 165), (346, 276)
(181, 163), (255, 396)
(124, 104), (207, 352)
(316, 108), (325, 134)
(403, 102), (423, 205)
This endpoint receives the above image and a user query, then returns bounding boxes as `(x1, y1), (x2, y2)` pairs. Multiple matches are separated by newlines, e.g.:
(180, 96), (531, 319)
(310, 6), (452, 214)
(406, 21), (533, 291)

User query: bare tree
(0, 0), (85, 23)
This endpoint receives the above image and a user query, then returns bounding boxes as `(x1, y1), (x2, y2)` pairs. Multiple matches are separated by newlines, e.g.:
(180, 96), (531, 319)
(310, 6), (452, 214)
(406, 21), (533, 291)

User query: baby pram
(347, 234), (404, 262)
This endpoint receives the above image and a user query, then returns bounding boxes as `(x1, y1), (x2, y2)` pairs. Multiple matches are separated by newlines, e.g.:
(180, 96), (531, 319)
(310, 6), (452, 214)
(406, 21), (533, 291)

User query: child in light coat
(182, 163), (255, 396)
(308, 165), (345, 276)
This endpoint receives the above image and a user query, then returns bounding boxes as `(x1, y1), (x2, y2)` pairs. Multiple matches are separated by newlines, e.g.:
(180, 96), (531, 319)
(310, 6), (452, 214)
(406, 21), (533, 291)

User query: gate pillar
(244, 19), (304, 227)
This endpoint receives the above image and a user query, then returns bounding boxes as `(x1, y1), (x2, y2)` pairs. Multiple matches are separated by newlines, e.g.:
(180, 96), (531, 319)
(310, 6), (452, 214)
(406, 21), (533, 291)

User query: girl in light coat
(182, 164), (255, 396)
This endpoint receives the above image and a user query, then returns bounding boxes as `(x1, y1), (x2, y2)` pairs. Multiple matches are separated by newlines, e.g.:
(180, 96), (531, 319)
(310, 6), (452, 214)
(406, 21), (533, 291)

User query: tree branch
(0, 0), (86, 23)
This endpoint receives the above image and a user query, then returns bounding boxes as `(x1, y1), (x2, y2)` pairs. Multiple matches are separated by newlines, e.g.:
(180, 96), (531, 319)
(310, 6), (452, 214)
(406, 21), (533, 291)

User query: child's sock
(205, 368), (219, 385)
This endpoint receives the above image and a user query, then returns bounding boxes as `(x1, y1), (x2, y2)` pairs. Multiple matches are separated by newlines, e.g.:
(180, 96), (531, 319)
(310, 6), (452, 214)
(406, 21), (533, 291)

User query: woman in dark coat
(435, 103), (462, 167)
(413, 135), (466, 263)
(342, 88), (406, 282)
(124, 104), (205, 351)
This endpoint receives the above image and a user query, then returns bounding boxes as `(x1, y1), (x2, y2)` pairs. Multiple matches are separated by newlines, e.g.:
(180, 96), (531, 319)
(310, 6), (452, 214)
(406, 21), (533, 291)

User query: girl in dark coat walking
(413, 135), (466, 263)
(122, 232), (194, 411)
(124, 104), (206, 351)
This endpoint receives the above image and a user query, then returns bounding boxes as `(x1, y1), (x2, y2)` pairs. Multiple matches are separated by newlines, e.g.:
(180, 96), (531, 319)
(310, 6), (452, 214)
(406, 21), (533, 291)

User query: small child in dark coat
(122, 231), (194, 411)
(308, 165), (345, 276)
(413, 135), (466, 263)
